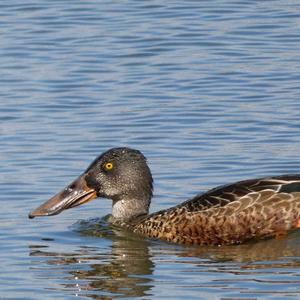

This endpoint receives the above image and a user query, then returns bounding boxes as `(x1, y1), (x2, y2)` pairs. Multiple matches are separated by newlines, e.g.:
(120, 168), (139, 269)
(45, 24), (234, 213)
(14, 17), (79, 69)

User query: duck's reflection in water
(29, 218), (300, 298)
(180, 231), (300, 263)
(29, 218), (154, 299)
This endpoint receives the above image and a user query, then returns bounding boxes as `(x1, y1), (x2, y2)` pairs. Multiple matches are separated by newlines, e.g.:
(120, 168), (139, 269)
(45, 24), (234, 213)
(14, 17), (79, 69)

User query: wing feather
(134, 174), (300, 245)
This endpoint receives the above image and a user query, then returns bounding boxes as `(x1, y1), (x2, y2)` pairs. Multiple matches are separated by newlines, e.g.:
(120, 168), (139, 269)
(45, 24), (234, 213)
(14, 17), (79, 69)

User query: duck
(29, 147), (300, 246)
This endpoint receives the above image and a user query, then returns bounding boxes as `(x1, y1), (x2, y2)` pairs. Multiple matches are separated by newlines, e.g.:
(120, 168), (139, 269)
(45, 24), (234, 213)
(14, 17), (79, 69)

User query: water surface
(1, 1), (300, 299)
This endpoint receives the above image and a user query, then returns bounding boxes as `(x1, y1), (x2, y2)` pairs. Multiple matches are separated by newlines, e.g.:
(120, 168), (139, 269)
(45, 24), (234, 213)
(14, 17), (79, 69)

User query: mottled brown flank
(113, 175), (300, 245)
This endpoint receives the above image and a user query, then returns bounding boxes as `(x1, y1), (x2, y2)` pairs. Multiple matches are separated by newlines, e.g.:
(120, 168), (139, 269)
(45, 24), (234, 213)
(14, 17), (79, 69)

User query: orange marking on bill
(295, 219), (300, 228)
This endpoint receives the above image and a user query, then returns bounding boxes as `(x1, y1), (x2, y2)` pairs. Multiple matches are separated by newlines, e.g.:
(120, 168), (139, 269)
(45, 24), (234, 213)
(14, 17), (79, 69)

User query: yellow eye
(104, 162), (113, 170)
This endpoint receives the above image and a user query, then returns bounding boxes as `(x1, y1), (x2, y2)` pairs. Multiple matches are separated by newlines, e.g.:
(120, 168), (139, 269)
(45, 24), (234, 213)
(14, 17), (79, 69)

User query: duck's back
(133, 175), (300, 245)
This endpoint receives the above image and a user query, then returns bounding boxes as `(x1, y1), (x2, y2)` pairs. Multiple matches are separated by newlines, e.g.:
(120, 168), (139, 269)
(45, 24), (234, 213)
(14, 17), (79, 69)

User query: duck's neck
(111, 196), (150, 221)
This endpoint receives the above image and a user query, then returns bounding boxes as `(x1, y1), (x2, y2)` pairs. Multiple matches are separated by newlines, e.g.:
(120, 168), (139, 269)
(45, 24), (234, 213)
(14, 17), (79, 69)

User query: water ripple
(1, 0), (300, 299)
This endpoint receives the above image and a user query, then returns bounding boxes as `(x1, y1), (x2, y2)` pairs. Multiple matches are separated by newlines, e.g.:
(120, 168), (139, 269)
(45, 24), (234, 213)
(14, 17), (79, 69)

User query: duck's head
(29, 148), (153, 220)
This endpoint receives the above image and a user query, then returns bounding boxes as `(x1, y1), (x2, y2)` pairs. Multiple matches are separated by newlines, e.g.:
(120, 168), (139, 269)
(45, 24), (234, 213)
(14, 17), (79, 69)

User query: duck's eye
(104, 162), (113, 171)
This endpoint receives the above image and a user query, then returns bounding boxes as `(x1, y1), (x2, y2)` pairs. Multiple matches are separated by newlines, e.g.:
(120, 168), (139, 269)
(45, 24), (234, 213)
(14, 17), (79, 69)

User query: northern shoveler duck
(29, 147), (300, 245)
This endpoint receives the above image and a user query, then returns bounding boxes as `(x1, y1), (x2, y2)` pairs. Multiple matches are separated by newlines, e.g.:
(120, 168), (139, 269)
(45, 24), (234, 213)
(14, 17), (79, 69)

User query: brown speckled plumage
(29, 148), (300, 246)
(122, 176), (300, 245)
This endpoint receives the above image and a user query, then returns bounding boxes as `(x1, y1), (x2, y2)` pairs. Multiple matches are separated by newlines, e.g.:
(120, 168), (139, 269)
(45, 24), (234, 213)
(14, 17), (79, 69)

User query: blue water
(1, 1), (300, 299)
